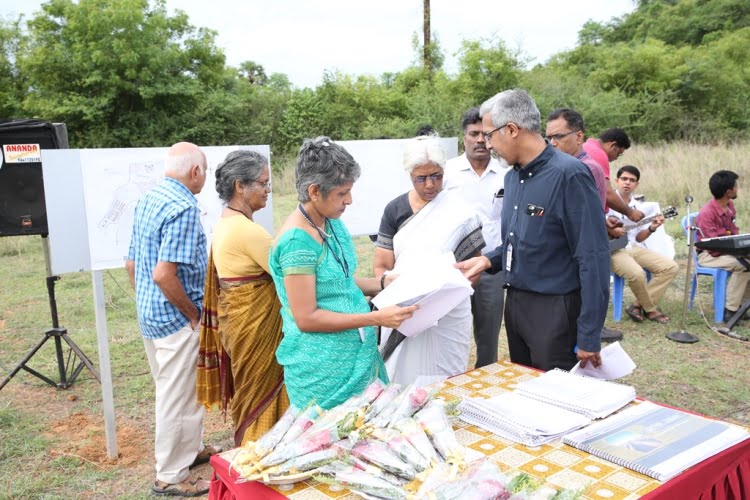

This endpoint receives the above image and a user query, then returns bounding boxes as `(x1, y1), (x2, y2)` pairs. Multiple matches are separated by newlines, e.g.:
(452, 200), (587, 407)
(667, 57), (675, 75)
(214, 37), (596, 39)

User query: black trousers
(471, 270), (505, 369)
(504, 287), (580, 371)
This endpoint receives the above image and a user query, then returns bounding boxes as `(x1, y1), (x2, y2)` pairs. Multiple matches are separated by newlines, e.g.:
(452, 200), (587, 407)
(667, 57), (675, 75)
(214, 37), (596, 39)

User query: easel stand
(0, 236), (100, 391)
(666, 195), (700, 344)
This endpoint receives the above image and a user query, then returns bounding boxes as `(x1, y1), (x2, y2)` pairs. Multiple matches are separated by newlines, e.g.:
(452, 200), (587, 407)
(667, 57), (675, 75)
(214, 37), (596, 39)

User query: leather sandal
(625, 304), (644, 322)
(151, 478), (210, 497)
(190, 445), (222, 468)
(646, 310), (670, 324)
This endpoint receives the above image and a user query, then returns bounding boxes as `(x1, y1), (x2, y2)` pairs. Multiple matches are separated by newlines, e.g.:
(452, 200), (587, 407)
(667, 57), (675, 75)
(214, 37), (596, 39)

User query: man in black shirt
(457, 89), (609, 370)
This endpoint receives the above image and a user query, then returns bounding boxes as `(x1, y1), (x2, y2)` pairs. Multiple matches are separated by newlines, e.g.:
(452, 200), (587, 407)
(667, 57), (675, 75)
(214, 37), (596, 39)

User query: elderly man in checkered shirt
(126, 142), (219, 497)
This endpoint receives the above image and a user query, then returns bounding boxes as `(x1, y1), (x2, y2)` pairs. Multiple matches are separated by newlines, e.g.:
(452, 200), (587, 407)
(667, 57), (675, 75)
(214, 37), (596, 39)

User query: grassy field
(0, 142), (749, 499)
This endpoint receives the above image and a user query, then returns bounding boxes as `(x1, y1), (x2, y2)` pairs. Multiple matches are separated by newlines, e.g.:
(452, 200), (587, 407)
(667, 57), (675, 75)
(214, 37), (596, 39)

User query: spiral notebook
(514, 368), (636, 419)
(563, 401), (750, 481)
(459, 392), (591, 446)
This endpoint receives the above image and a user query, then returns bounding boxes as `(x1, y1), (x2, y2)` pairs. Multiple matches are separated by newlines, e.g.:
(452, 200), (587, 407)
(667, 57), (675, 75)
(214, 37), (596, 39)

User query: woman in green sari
(269, 137), (416, 410)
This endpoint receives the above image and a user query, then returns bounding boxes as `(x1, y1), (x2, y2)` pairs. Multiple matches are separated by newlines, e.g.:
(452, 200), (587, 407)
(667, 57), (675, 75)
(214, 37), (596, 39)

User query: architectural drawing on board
(97, 161), (161, 249)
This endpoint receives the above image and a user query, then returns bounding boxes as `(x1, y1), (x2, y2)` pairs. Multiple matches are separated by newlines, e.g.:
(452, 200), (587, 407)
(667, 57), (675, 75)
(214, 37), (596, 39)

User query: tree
(423, 0), (430, 73)
(453, 38), (522, 105)
(18, 0), (226, 147)
(238, 60), (268, 86)
(0, 17), (25, 118)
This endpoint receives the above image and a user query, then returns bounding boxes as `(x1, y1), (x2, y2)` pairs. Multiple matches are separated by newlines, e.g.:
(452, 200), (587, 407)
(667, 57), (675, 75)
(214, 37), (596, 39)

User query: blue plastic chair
(683, 213), (730, 323)
(611, 270), (651, 321)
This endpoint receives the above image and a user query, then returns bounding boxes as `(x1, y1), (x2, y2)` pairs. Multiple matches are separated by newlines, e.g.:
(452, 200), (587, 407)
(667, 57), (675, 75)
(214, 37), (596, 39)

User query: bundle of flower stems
(229, 381), (460, 485)
(229, 380), (579, 499)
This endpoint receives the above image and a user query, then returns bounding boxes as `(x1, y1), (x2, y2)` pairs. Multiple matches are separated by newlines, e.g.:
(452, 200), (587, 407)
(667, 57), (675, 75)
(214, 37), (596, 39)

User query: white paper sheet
(371, 253), (473, 337)
(570, 341), (636, 380)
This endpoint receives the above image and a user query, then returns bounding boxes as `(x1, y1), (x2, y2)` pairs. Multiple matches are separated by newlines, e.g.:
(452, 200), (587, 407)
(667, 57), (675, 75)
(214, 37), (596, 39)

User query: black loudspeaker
(0, 119), (69, 237)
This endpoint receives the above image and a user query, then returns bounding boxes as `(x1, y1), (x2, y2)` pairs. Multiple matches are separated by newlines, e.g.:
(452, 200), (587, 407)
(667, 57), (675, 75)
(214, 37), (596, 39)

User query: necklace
(297, 204), (329, 237)
(298, 204), (349, 277)
(226, 205), (250, 219)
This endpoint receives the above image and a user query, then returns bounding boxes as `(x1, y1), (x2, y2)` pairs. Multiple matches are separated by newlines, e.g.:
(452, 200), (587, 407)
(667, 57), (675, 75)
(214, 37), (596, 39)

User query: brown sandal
(646, 311), (670, 324)
(626, 304), (644, 322)
(152, 478), (210, 497)
(190, 445), (222, 468)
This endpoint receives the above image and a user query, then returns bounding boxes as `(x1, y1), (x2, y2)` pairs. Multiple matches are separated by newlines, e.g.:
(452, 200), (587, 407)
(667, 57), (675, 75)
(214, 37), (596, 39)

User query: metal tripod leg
(725, 299), (750, 331)
(0, 328), (100, 391)
(60, 330), (101, 385)
(0, 331), (58, 390)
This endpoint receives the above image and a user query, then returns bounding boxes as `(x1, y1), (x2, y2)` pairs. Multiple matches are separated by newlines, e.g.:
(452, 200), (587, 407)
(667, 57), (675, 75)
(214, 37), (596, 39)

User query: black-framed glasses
(252, 180), (272, 190)
(545, 130), (578, 142)
(482, 123), (509, 142)
(412, 173), (444, 184)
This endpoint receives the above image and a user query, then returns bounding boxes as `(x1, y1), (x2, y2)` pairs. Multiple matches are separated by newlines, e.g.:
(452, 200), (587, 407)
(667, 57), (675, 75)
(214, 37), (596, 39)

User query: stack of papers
(459, 393), (591, 446)
(515, 369), (636, 419)
(371, 253), (473, 337)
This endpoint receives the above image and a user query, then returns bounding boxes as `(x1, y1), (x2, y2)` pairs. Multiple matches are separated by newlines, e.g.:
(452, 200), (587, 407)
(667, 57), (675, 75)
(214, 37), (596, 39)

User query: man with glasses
(609, 165), (678, 324)
(445, 107), (509, 368)
(545, 108), (606, 210)
(457, 89), (609, 372)
(545, 108), (632, 342)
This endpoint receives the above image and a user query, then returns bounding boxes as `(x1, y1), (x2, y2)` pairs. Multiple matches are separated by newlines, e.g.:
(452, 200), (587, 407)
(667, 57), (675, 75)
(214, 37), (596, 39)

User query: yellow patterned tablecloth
(265, 361), (662, 500)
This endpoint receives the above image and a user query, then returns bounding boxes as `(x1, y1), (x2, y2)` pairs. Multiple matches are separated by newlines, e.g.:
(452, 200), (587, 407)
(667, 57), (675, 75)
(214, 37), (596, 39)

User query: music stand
(667, 196), (699, 344)
(0, 236), (100, 390)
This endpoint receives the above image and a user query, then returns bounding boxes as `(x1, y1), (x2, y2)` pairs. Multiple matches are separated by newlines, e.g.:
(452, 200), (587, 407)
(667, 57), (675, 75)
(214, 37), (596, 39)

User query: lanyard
(298, 204), (350, 278)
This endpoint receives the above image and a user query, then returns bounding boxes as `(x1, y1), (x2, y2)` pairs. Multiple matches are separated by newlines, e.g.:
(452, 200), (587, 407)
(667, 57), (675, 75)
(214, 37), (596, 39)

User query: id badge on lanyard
(505, 242), (513, 272)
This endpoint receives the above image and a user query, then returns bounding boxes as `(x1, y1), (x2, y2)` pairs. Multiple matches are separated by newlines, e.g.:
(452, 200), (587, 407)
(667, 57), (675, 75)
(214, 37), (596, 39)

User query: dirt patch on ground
(46, 412), (151, 468)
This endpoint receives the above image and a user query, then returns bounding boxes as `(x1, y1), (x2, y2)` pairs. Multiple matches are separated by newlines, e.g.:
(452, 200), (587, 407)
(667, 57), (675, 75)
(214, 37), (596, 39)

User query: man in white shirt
(445, 107), (509, 368)
(608, 165), (678, 324)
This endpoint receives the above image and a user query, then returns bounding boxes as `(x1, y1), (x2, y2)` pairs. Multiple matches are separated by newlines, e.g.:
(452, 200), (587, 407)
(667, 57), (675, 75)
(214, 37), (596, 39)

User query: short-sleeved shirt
(696, 198), (739, 257)
(212, 214), (273, 277)
(582, 138), (611, 180)
(128, 177), (207, 339)
(577, 150), (607, 212)
(374, 193), (413, 251)
(269, 218), (387, 410)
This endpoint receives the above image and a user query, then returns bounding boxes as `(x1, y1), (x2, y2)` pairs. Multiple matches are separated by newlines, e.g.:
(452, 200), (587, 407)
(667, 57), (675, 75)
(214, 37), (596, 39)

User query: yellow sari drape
(197, 250), (289, 446)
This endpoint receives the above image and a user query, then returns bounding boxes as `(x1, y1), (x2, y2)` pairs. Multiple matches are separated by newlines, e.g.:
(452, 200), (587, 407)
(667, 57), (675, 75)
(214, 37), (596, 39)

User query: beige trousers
(611, 246), (679, 313)
(143, 324), (205, 484)
(697, 252), (750, 311)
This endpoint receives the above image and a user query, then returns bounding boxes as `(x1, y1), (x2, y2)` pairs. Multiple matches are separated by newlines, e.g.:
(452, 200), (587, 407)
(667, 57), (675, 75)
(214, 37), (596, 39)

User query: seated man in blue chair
(696, 170), (750, 323)
(608, 165), (678, 324)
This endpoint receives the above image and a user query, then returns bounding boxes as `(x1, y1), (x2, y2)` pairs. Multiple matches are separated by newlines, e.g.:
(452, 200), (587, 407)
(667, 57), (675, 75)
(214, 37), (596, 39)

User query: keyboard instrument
(695, 234), (750, 255)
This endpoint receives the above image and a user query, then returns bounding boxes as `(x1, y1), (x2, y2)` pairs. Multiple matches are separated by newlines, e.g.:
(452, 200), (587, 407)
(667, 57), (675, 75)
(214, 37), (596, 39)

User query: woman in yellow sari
(197, 150), (288, 446)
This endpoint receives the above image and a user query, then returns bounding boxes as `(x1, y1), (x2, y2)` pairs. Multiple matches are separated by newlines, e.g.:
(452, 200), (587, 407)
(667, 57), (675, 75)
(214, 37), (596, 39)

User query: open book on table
(563, 400), (750, 481)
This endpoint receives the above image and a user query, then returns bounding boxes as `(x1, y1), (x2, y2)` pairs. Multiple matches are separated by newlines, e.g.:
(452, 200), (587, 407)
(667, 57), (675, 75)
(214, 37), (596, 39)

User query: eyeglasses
(482, 123), (509, 142)
(252, 180), (272, 190)
(545, 130), (578, 142)
(412, 173), (444, 184)
(618, 176), (638, 183)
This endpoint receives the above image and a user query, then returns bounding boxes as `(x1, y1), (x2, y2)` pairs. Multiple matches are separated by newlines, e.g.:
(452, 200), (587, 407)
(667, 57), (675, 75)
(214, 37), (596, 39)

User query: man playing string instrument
(608, 165), (678, 324)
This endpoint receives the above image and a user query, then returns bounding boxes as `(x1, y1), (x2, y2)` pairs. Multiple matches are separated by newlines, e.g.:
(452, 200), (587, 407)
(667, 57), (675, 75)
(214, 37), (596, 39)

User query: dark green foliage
(2, 0), (747, 149)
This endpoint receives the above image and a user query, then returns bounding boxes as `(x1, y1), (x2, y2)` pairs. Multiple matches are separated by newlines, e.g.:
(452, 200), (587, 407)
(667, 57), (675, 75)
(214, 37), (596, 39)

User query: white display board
(42, 145), (272, 274)
(338, 138), (458, 236)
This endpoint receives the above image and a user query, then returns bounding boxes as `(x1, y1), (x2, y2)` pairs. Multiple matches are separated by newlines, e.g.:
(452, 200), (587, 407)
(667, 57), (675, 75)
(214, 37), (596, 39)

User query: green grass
(0, 142), (749, 497)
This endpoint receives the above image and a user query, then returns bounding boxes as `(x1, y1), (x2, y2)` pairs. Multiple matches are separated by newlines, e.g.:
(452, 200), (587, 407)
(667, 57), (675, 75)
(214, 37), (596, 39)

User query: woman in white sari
(373, 136), (485, 384)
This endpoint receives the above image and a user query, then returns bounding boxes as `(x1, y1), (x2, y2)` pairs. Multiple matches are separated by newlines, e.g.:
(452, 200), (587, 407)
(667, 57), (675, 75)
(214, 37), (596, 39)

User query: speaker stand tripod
(0, 236), (100, 391)
(666, 195), (700, 344)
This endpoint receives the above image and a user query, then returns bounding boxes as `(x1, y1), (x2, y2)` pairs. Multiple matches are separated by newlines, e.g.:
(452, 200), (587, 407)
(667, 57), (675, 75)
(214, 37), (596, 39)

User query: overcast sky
(4, 0), (636, 88)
